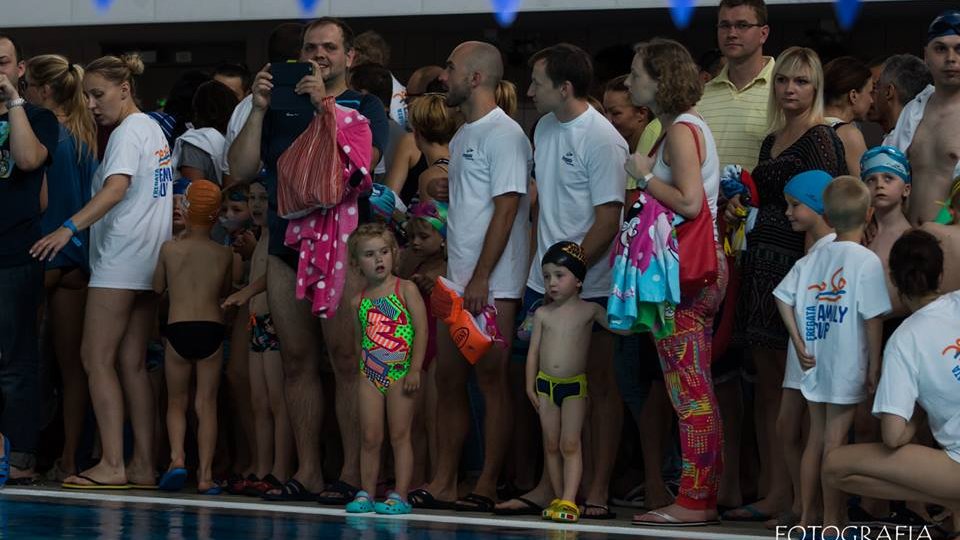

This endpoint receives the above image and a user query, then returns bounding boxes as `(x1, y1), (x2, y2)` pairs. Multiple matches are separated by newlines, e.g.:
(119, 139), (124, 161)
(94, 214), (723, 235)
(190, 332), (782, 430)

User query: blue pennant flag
(834, 0), (861, 31)
(491, 0), (522, 27)
(93, 0), (114, 11)
(299, 0), (321, 14)
(669, 0), (696, 30)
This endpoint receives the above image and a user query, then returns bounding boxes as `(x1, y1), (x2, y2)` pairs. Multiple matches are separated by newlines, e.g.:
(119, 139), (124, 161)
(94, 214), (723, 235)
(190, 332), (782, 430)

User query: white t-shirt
(527, 106), (628, 298)
(390, 75), (407, 129)
(650, 113), (720, 238)
(89, 113), (173, 290)
(447, 107), (531, 299)
(221, 94), (254, 175)
(873, 291), (960, 464)
(783, 232), (837, 390)
(773, 241), (891, 404)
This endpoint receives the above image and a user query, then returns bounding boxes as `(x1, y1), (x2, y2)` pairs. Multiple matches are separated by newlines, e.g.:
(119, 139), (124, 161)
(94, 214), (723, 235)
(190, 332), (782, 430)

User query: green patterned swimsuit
(358, 278), (415, 394)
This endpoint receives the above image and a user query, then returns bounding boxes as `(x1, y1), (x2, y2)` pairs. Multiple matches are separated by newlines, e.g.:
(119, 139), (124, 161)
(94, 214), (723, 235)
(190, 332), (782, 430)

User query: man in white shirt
(503, 43), (627, 518)
(412, 41), (530, 513)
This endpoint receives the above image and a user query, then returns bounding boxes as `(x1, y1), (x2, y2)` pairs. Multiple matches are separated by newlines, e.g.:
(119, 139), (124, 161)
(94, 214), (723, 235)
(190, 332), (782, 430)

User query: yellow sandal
(553, 499), (581, 523)
(542, 499), (561, 520)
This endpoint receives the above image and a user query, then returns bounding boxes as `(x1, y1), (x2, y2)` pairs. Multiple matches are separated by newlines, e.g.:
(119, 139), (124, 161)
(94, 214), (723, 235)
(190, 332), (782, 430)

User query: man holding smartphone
(228, 17), (388, 503)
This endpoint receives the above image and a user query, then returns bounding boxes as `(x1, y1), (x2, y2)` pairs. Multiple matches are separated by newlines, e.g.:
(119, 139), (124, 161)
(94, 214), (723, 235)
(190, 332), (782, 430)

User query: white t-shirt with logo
(447, 107), (531, 299)
(527, 106), (628, 298)
(873, 291), (960, 464)
(390, 75), (407, 129)
(89, 113), (173, 290)
(773, 241), (891, 404)
(783, 232), (837, 390)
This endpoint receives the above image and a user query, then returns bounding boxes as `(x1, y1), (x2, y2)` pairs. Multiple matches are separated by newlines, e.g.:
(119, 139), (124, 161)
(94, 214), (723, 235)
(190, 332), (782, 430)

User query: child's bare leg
(853, 401), (888, 517)
(777, 388), (805, 516)
(539, 397), (563, 499)
(263, 350), (292, 481)
(357, 380), (385, 498)
(248, 350), (273, 479)
(196, 350), (223, 491)
(560, 397), (588, 503)
(386, 381), (417, 499)
(164, 347), (191, 471)
(822, 404), (856, 528)
(800, 401), (826, 527)
(411, 383), (428, 488)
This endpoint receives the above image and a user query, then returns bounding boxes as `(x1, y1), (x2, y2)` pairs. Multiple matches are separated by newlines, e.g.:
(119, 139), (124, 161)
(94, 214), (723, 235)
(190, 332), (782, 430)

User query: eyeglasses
(717, 21), (764, 31)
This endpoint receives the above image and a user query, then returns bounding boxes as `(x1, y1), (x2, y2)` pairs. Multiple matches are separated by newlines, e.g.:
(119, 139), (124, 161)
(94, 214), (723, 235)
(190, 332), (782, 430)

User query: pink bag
(277, 97), (372, 219)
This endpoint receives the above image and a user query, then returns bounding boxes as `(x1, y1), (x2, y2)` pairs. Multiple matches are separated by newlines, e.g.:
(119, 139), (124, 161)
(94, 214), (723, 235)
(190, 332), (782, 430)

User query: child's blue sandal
(374, 492), (412, 515)
(346, 490), (375, 513)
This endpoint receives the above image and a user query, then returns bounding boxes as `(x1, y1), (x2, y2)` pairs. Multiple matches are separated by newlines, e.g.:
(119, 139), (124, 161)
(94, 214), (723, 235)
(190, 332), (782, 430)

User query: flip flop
(199, 485), (223, 495)
(581, 503), (617, 520)
(315, 480), (360, 505)
(454, 492), (496, 513)
(542, 499), (561, 521)
(633, 509), (720, 527)
(493, 497), (544, 516)
(262, 478), (321, 502)
(62, 474), (131, 490)
(5, 476), (41, 486)
(158, 468), (188, 491)
(722, 503), (773, 522)
(409, 488), (456, 510)
(129, 483), (159, 490)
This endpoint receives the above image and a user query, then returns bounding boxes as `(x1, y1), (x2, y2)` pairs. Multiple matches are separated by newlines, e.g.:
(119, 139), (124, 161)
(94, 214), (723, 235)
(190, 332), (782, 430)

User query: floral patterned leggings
(654, 252), (727, 510)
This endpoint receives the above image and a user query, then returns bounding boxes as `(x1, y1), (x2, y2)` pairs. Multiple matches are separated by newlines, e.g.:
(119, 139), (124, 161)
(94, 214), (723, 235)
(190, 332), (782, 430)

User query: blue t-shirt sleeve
(358, 94), (389, 155)
(29, 106), (60, 166)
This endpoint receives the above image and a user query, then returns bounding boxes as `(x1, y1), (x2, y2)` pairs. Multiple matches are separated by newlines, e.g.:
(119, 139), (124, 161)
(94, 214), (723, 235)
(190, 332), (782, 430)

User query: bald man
(411, 41), (531, 512)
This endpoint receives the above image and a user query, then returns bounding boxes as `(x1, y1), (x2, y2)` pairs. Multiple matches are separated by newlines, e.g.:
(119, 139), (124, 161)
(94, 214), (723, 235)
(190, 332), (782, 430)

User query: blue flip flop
(199, 485), (223, 495)
(0, 434), (10, 489)
(158, 468), (187, 491)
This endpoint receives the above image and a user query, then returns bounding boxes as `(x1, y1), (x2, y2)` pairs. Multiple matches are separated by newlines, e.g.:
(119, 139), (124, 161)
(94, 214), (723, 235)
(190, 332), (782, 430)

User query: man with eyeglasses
(698, 0), (773, 172)
(885, 11), (960, 227)
(696, 0), (784, 526)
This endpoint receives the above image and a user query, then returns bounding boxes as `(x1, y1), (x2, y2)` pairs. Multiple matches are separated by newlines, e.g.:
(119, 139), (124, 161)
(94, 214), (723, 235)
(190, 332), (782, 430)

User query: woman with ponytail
(23, 54), (99, 481)
(824, 229), (960, 537)
(31, 53), (172, 490)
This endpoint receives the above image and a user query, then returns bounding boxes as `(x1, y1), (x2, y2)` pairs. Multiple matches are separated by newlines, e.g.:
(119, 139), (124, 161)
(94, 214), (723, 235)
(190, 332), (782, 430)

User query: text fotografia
(775, 525), (934, 540)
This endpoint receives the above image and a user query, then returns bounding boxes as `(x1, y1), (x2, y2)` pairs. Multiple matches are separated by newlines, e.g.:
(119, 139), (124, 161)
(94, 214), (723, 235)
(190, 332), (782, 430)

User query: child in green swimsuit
(345, 223), (428, 515)
(526, 241), (626, 523)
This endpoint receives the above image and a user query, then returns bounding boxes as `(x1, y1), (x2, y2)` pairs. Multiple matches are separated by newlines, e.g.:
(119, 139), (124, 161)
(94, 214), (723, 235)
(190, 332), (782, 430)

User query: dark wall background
(6, 1), (949, 130)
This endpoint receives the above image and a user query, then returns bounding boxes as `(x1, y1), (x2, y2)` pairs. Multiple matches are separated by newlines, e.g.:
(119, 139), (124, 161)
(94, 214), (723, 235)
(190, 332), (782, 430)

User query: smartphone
(271, 62), (314, 112)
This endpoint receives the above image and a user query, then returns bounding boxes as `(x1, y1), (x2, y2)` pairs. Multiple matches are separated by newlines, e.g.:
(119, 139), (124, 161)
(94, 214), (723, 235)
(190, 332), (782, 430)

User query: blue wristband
(63, 219), (82, 247)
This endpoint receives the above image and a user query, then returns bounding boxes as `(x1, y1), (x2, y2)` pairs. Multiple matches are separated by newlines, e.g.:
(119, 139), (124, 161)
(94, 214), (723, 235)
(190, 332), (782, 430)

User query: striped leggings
(654, 253), (727, 510)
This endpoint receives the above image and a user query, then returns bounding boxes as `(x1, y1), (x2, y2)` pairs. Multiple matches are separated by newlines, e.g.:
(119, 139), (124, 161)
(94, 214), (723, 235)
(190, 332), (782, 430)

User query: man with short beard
(412, 41), (530, 513)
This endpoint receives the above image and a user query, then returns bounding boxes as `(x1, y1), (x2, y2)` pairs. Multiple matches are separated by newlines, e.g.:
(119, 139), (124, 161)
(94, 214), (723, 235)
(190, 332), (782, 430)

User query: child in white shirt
(774, 176), (891, 532)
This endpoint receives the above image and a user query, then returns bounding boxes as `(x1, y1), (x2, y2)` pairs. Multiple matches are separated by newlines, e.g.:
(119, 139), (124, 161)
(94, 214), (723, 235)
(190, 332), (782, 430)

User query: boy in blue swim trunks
(525, 241), (626, 523)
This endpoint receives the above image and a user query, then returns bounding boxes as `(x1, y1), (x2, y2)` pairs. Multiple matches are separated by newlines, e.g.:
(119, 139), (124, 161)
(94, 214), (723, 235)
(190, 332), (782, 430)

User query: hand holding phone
(271, 62), (314, 112)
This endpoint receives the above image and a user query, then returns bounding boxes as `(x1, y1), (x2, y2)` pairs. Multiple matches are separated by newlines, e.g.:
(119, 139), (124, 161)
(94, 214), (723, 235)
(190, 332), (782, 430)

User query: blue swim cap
(928, 10), (960, 44)
(860, 146), (911, 184)
(784, 170), (833, 215)
(173, 178), (191, 196)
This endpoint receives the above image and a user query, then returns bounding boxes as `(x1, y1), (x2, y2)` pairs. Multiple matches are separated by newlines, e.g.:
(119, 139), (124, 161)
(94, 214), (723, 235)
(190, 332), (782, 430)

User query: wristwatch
(636, 172), (655, 191)
(6, 97), (25, 109)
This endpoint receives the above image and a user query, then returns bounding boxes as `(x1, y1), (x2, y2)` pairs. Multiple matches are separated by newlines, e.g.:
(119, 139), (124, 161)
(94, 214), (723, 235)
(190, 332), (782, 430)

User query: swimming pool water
(0, 496), (617, 540)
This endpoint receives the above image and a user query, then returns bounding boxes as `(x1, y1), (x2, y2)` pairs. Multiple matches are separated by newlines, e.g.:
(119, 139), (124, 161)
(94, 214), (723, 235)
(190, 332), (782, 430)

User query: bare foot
(126, 460), (157, 487)
(634, 503), (719, 525)
(722, 497), (785, 520)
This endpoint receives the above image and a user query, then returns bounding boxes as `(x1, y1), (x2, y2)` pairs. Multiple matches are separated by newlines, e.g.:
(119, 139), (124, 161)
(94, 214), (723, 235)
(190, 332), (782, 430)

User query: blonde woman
(23, 54), (99, 481)
(32, 53), (172, 489)
(724, 46), (847, 523)
(410, 93), (461, 204)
